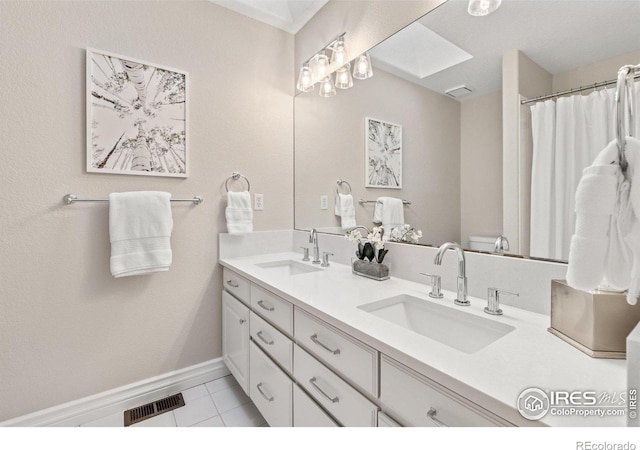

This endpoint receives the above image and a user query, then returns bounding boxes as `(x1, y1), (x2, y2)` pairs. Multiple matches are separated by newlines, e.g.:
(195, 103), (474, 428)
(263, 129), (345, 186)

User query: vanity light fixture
(295, 33), (374, 97)
(352, 52), (373, 80)
(467, 0), (502, 16)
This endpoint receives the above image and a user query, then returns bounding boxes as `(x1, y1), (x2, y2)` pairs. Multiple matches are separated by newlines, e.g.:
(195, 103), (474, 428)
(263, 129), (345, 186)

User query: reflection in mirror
(294, 0), (640, 262)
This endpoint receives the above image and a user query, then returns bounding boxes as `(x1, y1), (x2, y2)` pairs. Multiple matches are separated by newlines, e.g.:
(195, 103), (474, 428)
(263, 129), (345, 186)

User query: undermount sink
(255, 260), (323, 276)
(358, 294), (515, 354)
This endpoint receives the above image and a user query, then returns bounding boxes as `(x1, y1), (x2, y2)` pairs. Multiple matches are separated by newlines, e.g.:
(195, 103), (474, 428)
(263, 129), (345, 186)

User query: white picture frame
(365, 117), (402, 189)
(86, 48), (189, 177)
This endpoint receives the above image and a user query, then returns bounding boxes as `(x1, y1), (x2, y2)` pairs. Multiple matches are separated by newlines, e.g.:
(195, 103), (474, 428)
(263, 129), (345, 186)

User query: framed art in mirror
(365, 117), (402, 189)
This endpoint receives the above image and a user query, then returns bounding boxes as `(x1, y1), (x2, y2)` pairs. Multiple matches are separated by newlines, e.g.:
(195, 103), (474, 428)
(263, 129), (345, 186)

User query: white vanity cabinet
(379, 355), (509, 427)
(222, 290), (250, 395)
(249, 341), (293, 427)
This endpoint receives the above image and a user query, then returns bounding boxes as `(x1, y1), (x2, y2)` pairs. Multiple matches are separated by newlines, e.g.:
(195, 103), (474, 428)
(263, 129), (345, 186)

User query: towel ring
(336, 179), (352, 195)
(225, 172), (251, 192)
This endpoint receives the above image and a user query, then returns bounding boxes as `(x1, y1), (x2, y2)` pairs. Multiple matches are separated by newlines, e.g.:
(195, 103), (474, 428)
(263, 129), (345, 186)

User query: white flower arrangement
(345, 226), (388, 263)
(388, 224), (422, 244)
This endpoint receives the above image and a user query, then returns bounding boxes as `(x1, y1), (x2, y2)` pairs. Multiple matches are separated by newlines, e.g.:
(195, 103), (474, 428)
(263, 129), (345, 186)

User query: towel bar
(358, 199), (411, 205)
(63, 194), (203, 205)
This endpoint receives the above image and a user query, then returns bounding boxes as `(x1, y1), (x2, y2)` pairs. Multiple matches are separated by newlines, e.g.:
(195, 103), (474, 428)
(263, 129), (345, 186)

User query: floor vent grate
(124, 393), (185, 426)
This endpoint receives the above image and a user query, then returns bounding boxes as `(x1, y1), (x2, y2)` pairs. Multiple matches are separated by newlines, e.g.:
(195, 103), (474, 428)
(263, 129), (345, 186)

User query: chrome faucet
(434, 242), (469, 306)
(346, 225), (371, 236)
(494, 235), (510, 255)
(309, 228), (321, 264)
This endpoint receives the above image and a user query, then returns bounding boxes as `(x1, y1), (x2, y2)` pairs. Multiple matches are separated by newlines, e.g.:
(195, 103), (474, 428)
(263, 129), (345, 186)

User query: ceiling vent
(445, 85), (473, 98)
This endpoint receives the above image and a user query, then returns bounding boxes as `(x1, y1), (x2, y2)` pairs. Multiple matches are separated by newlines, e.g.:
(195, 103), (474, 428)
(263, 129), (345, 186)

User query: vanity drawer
(250, 311), (293, 374)
(293, 345), (378, 427)
(293, 383), (339, 427)
(379, 355), (509, 427)
(251, 284), (293, 335)
(294, 308), (378, 396)
(377, 411), (402, 427)
(223, 268), (251, 306)
(249, 341), (293, 427)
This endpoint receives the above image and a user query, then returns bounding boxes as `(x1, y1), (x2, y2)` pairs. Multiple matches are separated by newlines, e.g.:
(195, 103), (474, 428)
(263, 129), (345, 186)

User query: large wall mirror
(294, 0), (640, 263)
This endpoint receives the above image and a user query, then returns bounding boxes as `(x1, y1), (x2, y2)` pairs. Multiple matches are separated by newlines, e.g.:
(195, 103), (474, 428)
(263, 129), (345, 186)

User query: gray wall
(0, 0), (293, 421)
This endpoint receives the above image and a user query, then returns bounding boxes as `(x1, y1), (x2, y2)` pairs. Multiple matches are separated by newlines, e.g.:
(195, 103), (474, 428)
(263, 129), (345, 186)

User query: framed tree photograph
(365, 117), (402, 189)
(86, 48), (188, 177)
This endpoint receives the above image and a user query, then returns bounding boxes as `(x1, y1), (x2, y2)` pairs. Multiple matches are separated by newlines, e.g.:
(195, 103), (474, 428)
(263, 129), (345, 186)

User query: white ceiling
(371, 0), (640, 100)
(208, 0), (328, 34)
(209, 0), (640, 99)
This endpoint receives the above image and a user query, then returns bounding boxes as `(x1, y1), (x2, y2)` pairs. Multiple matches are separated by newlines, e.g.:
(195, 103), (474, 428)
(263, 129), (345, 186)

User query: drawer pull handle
(310, 334), (340, 355)
(256, 382), (274, 402)
(256, 330), (274, 345)
(257, 300), (275, 312)
(226, 280), (240, 288)
(309, 377), (339, 404)
(427, 408), (448, 427)
(239, 318), (246, 325)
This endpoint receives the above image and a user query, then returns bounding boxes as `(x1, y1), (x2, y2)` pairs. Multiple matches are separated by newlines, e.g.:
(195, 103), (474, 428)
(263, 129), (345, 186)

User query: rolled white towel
(567, 235), (609, 291)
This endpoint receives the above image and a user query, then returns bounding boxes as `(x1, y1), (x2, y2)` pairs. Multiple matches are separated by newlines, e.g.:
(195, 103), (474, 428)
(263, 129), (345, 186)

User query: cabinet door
(250, 341), (293, 427)
(222, 290), (250, 395)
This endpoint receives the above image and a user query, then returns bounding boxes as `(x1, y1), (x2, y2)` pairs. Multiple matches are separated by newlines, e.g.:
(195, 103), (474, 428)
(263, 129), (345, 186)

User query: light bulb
(352, 53), (373, 80)
(296, 64), (314, 93)
(313, 52), (329, 80)
(467, 0), (502, 16)
(331, 37), (348, 67)
(335, 64), (353, 90)
(319, 76), (336, 98)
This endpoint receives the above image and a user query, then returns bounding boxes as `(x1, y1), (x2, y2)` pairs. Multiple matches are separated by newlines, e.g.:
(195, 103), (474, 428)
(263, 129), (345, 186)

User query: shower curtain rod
(521, 72), (640, 105)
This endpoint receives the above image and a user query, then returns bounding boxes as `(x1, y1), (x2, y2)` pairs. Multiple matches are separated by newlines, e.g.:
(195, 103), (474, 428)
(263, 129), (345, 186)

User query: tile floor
(80, 375), (267, 427)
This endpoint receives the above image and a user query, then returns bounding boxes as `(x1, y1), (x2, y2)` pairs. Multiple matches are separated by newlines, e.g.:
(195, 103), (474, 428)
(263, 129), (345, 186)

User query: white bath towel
(372, 197), (404, 240)
(109, 191), (173, 278)
(334, 193), (356, 230)
(226, 191), (253, 235)
(566, 142), (622, 292)
(624, 137), (640, 305)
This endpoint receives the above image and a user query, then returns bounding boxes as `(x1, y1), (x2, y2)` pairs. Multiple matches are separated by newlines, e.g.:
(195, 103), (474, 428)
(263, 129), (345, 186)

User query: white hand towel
(376, 197), (404, 240)
(334, 193), (356, 230)
(226, 191), (253, 235)
(109, 191), (173, 278)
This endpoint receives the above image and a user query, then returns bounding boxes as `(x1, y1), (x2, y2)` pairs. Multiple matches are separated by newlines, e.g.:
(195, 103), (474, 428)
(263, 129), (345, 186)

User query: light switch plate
(320, 195), (328, 210)
(254, 194), (264, 210)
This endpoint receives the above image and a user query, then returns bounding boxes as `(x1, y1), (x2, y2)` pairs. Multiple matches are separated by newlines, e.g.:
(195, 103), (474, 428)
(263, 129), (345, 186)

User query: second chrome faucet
(434, 242), (469, 306)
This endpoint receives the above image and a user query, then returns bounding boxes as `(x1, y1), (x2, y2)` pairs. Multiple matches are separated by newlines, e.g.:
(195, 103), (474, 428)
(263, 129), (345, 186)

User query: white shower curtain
(530, 82), (640, 260)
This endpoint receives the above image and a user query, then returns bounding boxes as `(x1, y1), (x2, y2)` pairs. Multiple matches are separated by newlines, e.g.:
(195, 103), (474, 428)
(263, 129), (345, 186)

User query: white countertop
(219, 252), (627, 427)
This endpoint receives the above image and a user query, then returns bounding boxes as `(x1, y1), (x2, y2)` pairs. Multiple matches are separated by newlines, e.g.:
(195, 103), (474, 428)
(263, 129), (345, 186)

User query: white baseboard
(1, 357), (230, 427)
